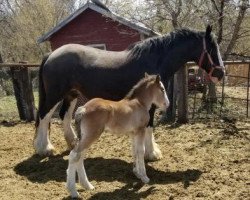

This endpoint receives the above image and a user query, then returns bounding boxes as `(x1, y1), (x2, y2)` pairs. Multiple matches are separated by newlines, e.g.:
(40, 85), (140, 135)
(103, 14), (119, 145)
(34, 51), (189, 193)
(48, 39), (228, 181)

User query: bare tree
(0, 0), (75, 62)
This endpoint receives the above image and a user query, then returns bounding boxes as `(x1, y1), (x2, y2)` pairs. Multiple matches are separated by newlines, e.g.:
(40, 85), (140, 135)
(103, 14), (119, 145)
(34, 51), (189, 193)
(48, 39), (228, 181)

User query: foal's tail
(35, 53), (51, 128)
(74, 107), (86, 139)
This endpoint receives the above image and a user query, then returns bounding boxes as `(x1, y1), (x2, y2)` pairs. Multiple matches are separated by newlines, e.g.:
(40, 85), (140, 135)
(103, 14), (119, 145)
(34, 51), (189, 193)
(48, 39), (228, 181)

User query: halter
(198, 37), (223, 79)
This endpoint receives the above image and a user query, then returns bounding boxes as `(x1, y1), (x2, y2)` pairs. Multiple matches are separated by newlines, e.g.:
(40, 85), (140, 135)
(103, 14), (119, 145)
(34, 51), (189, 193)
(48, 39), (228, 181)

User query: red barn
(38, 0), (157, 51)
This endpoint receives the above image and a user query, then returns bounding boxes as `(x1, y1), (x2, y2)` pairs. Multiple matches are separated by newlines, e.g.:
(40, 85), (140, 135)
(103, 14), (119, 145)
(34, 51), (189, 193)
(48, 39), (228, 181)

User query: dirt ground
(0, 118), (249, 200)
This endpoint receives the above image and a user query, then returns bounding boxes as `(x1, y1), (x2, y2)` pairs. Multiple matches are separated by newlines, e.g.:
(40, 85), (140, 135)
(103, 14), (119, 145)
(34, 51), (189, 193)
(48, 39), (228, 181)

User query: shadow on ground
(15, 154), (202, 187)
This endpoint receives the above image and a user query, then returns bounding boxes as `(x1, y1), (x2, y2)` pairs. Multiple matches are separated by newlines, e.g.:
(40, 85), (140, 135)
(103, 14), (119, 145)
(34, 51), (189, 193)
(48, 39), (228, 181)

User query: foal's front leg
(133, 130), (150, 184)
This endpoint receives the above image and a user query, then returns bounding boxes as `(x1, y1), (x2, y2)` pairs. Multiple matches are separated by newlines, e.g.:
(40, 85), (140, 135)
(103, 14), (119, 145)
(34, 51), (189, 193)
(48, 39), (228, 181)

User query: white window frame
(87, 44), (106, 50)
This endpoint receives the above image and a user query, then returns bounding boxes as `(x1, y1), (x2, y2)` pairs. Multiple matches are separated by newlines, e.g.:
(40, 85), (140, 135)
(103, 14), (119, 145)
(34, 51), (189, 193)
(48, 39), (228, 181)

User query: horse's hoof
(36, 146), (55, 157)
(141, 176), (150, 184)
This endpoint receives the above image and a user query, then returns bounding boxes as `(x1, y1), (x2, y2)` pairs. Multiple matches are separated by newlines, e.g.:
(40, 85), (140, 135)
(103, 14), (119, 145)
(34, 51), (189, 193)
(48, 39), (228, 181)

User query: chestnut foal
(66, 74), (169, 198)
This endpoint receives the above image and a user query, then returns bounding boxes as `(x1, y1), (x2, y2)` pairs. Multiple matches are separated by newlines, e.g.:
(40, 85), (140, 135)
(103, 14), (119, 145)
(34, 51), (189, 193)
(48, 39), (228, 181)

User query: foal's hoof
(80, 182), (94, 190)
(70, 191), (79, 199)
(141, 176), (150, 184)
(66, 184), (79, 198)
(133, 168), (141, 179)
(145, 150), (162, 161)
(85, 183), (94, 190)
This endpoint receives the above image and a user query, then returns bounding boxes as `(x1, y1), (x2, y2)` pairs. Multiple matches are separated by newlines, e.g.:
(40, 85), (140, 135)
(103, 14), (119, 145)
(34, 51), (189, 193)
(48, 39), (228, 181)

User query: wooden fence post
(10, 64), (35, 121)
(165, 76), (176, 122)
(176, 65), (188, 123)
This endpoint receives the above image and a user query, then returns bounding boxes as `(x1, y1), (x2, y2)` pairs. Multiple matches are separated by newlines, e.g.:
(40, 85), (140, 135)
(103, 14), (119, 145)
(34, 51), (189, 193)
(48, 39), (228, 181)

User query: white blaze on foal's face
(153, 81), (169, 111)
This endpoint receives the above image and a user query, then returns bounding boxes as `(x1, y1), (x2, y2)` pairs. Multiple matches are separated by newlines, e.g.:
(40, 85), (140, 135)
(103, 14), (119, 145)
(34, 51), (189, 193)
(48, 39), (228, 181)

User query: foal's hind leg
(66, 150), (80, 198)
(144, 105), (162, 161)
(66, 112), (105, 197)
(133, 129), (149, 184)
(34, 102), (60, 156)
(61, 98), (78, 149)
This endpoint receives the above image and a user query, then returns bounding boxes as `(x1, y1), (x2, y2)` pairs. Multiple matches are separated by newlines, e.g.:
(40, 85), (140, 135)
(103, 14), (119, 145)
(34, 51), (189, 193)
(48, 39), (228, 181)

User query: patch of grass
(0, 92), (38, 121)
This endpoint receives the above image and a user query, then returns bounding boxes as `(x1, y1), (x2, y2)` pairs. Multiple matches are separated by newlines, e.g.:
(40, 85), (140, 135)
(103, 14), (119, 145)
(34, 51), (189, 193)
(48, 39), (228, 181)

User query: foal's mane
(125, 75), (156, 100)
(128, 28), (206, 59)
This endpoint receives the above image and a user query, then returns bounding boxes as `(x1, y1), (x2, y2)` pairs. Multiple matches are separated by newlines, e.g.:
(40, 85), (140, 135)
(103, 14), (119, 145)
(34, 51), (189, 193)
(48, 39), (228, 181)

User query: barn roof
(38, 0), (158, 43)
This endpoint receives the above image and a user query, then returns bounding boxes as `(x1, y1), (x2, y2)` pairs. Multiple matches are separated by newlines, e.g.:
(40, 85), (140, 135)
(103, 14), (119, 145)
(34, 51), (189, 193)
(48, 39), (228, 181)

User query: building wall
(49, 9), (141, 51)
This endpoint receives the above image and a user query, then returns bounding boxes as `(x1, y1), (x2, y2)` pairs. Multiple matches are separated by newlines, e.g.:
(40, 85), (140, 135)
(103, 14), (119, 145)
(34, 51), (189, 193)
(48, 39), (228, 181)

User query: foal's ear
(156, 74), (161, 83)
(145, 72), (149, 78)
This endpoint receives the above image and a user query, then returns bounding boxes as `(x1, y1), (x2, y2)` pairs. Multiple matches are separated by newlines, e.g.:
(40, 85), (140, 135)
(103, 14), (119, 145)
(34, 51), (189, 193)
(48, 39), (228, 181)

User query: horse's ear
(156, 74), (161, 83)
(205, 25), (212, 38)
(145, 72), (149, 78)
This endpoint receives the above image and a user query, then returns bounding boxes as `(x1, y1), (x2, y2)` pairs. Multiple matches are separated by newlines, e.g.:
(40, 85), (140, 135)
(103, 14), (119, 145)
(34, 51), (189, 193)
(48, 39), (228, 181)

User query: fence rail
(0, 60), (249, 121)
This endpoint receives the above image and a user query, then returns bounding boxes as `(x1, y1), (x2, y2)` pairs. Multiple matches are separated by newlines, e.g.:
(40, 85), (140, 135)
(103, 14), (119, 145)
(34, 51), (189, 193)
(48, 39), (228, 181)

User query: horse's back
(46, 44), (129, 69)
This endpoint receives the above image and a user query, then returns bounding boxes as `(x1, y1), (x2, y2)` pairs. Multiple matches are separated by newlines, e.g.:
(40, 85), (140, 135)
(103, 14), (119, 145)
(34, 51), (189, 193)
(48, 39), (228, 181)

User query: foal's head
(146, 73), (170, 111)
(127, 73), (169, 110)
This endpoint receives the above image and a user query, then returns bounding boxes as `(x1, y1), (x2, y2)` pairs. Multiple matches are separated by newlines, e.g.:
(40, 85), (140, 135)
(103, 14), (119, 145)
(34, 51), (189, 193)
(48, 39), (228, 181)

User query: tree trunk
(223, 0), (248, 59)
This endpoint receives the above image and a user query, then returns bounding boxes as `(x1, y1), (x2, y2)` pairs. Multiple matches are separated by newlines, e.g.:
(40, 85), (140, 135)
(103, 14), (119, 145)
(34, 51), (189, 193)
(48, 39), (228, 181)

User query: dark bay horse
(67, 74), (169, 198)
(34, 25), (224, 158)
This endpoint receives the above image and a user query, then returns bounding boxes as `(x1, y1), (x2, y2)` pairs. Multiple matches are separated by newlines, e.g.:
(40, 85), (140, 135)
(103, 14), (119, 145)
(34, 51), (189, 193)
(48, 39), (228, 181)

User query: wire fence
(188, 61), (250, 119)
(0, 61), (249, 121)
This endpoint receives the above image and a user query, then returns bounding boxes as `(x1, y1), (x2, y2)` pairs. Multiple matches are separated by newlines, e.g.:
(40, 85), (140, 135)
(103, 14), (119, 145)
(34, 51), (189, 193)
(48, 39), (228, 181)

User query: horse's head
(146, 73), (170, 111)
(198, 25), (225, 83)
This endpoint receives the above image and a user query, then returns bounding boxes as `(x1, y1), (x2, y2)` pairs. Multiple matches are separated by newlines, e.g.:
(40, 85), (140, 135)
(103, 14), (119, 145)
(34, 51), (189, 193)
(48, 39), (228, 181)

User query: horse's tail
(74, 107), (86, 139)
(35, 53), (51, 128)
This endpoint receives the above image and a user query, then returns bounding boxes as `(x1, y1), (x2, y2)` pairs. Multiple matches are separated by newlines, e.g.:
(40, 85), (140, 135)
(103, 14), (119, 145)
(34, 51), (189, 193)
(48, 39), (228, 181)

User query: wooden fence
(0, 60), (249, 121)
(0, 63), (39, 121)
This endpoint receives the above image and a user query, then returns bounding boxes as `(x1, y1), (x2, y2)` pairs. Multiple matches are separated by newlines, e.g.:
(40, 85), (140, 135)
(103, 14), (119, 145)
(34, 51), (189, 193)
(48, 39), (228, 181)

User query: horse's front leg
(144, 105), (162, 161)
(133, 129), (150, 184)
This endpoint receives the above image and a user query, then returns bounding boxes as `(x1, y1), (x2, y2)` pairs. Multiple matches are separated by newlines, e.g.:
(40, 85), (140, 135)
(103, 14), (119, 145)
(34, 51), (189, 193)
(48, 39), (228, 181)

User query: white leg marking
(63, 99), (78, 149)
(76, 154), (94, 190)
(134, 134), (149, 184)
(144, 127), (162, 161)
(132, 137), (140, 178)
(66, 150), (79, 198)
(34, 102), (60, 156)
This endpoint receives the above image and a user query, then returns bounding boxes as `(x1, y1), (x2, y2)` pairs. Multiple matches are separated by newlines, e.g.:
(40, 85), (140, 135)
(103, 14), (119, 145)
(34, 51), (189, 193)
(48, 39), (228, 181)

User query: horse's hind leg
(34, 101), (60, 156)
(144, 105), (162, 161)
(60, 93), (78, 149)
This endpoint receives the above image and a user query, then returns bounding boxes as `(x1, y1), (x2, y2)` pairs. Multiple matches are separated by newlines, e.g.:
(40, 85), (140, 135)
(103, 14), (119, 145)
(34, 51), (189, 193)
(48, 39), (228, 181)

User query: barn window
(88, 44), (106, 50)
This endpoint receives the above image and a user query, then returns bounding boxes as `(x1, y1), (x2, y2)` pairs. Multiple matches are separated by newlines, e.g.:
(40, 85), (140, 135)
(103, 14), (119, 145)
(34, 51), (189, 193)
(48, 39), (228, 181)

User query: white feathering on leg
(144, 127), (162, 161)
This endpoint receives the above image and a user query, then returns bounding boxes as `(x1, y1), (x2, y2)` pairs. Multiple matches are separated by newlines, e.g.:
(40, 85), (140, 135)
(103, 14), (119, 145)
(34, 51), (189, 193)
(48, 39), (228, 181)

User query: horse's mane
(127, 28), (205, 59)
(125, 75), (156, 100)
